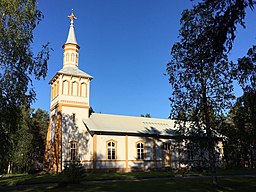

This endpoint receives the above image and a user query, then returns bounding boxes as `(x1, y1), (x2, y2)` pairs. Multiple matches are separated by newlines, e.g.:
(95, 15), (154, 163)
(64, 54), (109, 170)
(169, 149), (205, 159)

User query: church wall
(96, 135), (126, 169)
(128, 136), (154, 170)
(59, 131), (224, 171)
(92, 135), (178, 170)
(61, 105), (91, 170)
(49, 108), (58, 142)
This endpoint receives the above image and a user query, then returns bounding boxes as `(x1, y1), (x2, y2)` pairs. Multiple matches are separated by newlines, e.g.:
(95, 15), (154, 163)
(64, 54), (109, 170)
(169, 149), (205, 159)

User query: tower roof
(65, 10), (78, 45)
(49, 67), (93, 84)
(58, 66), (93, 79)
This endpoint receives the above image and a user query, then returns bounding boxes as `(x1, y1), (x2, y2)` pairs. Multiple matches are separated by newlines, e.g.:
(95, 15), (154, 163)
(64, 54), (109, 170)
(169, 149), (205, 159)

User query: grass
(0, 173), (60, 186)
(83, 170), (174, 181)
(0, 169), (256, 192)
(0, 170), (192, 186)
(2, 176), (256, 192)
(216, 167), (256, 175)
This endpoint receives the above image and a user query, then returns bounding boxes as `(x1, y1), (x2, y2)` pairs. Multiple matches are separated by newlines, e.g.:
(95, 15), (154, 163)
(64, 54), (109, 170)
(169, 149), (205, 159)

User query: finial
(68, 9), (77, 25)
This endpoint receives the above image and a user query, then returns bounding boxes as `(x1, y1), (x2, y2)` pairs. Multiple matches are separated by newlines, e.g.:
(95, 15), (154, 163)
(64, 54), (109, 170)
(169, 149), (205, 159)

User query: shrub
(28, 161), (44, 174)
(62, 162), (83, 184)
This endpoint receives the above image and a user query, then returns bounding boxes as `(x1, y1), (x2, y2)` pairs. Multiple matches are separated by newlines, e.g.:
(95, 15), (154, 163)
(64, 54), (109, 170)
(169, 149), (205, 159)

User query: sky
(32, 0), (256, 119)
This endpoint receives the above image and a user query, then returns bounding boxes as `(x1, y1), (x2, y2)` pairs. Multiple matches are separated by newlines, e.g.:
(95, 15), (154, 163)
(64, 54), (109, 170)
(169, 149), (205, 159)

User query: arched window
(80, 83), (87, 97)
(66, 53), (69, 61)
(71, 53), (75, 62)
(72, 113), (76, 123)
(163, 142), (170, 151)
(70, 141), (78, 161)
(76, 54), (78, 63)
(51, 86), (54, 100)
(137, 142), (144, 160)
(72, 81), (78, 96)
(56, 81), (59, 96)
(62, 80), (69, 95)
(54, 84), (57, 98)
(51, 83), (57, 99)
(107, 140), (116, 160)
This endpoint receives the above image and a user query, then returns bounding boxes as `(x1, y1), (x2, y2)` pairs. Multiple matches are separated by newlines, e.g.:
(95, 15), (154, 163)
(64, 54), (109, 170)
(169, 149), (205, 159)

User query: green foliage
(29, 108), (49, 163)
(3, 108), (49, 174)
(140, 113), (151, 118)
(236, 45), (256, 92)
(167, 0), (255, 185)
(0, 0), (50, 173)
(222, 90), (256, 168)
(61, 163), (83, 184)
(11, 107), (33, 173)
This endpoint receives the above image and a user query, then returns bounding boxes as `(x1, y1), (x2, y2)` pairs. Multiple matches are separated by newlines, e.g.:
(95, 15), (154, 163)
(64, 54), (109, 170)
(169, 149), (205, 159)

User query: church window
(72, 113), (76, 123)
(72, 81), (78, 96)
(53, 84), (57, 98)
(51, 86), (54, 100)
(80, 83), (87, 97)
(136, 142), (144, 160)
(62, 80), (69, 95)
(71, 53), (75, 62)
(56, 81), (59, 96)
(186, 142), (194, 161)
(70, 141), (78, 161)
(163, 142), (170, 151)
(66, 53), (69, 61)
(76, 54), (78, 63)
(107, 140), (116, 160)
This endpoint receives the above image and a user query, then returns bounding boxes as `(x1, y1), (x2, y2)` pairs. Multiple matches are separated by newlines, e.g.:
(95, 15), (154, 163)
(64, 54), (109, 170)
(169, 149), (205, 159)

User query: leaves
(167, 0), (255, 184)
(0, 0), (51, 173)
(224, 90), (256, 167)
(236, 45), (256, 91)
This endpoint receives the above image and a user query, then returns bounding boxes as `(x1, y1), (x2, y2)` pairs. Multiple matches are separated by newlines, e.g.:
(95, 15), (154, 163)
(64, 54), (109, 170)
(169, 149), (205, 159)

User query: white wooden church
(44, 11), (224, 173)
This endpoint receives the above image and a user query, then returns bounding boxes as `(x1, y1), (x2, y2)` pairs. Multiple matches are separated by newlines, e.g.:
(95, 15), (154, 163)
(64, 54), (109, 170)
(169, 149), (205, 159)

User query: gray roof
(50, 67), (93, 83)
(83, 113), (224, 140)
(58, 67), (93, 79)
(83, 113), (178, 136)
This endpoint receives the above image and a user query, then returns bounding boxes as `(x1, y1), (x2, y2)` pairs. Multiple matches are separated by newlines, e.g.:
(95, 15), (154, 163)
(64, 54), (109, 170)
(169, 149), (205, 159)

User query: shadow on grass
(0, 174), (60, 187)
(4, 176), (256, 192)
(1, 169), (256, 192)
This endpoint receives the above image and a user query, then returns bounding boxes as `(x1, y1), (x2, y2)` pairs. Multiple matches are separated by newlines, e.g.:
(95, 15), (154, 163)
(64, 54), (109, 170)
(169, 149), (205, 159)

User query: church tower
(44, 10), (93, 172)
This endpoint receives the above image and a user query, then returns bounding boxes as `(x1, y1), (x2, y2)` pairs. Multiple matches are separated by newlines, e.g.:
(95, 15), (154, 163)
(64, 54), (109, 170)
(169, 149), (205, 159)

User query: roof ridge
(91, 112), (171, 121)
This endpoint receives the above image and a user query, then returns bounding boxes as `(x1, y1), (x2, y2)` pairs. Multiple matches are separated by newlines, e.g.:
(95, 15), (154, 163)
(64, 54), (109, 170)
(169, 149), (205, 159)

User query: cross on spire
(65, 9), (78, 45)
(68, 9), (77, 25)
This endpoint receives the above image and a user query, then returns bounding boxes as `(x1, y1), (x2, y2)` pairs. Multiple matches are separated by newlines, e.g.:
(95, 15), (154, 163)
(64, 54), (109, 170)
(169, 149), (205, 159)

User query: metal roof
(49, 67), (93, 84)
(83, 113), (178, 136)
(82, 113), (224, 140)
(58, 66), (93, 79)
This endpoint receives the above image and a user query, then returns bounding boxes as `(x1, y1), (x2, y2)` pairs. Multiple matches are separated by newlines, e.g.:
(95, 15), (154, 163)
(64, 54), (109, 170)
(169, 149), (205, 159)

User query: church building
(44, 11), (224, 173)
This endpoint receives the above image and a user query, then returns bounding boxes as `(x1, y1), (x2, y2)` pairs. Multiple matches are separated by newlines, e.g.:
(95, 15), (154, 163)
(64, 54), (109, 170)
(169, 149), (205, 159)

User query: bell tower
(44, 10), (93, 173)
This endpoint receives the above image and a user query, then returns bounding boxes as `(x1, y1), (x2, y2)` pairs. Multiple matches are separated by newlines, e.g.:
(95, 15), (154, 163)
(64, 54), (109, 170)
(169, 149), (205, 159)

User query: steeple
(65, 9), (78, 45)
(63, 10), (80, 68)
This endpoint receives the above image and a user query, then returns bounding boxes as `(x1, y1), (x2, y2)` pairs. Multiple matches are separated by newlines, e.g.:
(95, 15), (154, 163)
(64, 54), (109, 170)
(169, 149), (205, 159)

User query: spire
(65, 9), (78, 45)
(63, 10), (80, 68)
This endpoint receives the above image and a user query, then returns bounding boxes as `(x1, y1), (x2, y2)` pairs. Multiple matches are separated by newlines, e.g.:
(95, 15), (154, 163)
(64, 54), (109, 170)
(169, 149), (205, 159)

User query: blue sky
(32, 0), (256, 118)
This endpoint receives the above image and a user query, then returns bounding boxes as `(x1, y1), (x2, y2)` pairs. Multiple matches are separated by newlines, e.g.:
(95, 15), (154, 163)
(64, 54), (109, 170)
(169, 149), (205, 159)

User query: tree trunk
(7, 162), (12, 174)
(202, 82), (217, 186)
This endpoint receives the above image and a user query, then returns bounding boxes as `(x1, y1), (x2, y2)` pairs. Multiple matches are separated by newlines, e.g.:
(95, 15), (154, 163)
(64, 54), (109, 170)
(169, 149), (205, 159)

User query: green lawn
(0, 173), (60, 186)
(1, 176), (256, 192)
(0, 169), (256, 192)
